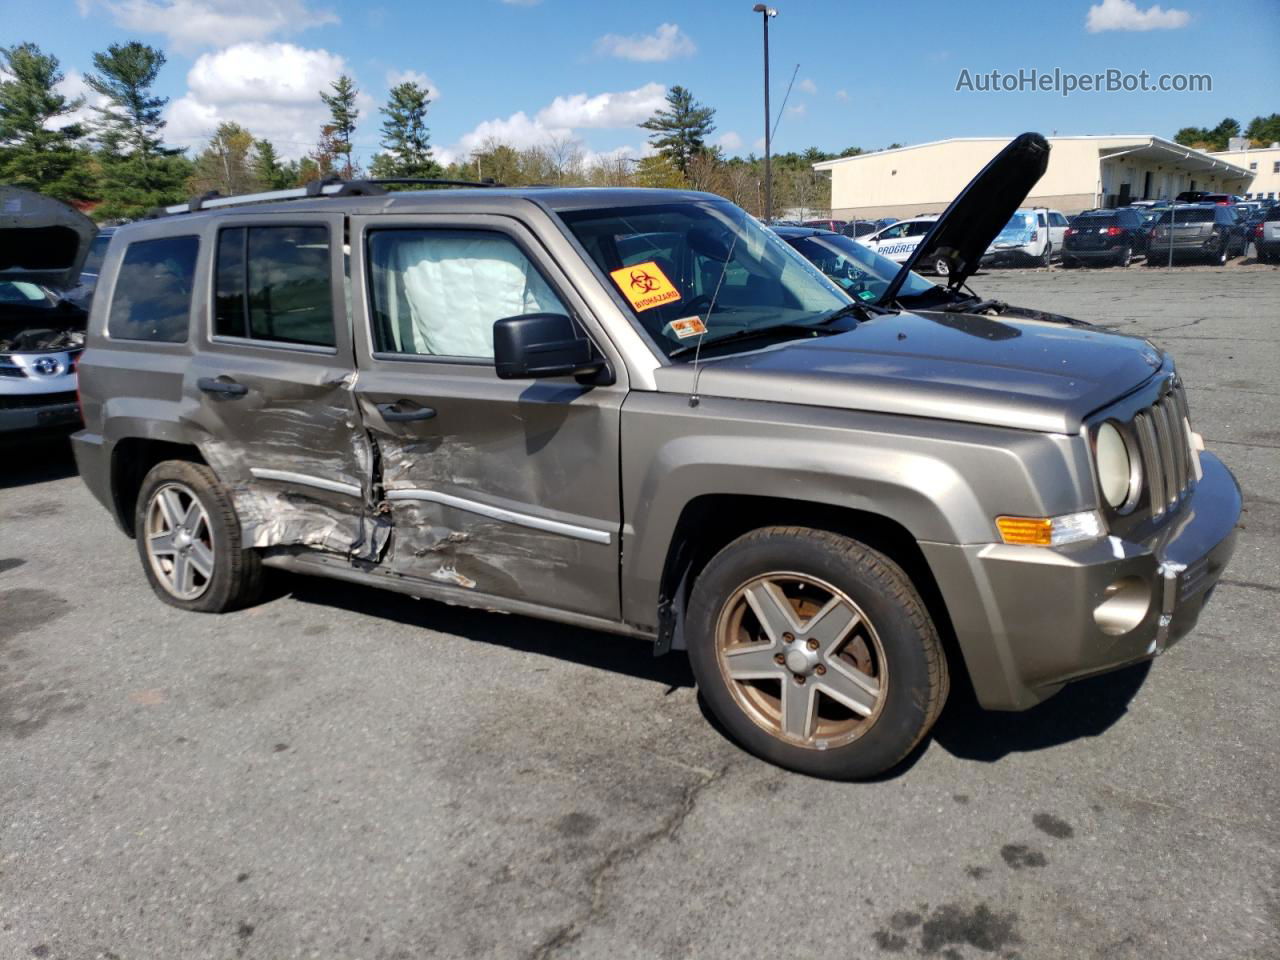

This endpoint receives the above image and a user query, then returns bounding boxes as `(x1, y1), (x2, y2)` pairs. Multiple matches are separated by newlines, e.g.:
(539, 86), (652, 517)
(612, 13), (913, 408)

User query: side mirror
(493, 313), (611, 383)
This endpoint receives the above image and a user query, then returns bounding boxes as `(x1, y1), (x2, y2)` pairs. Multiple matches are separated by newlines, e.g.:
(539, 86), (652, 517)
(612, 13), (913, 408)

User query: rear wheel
(1115, 245), (1132, 268)
(932, 256), (950, 277)
(1040, 242), (1053, 267)
(1061, 255), (1079, 269)
(1207, 238), (1227, 266)
(686, 527), (948, 780)
(135, 460), (262, 612)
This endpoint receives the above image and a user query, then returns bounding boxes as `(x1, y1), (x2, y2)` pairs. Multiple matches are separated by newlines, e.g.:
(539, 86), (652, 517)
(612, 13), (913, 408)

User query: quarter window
(367, 229), (568, 360)
(107, 235), (198, 343)
(214, 225), (334, 347)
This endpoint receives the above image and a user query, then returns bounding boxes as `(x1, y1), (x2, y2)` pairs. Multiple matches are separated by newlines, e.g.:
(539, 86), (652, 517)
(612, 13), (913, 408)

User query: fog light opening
(1094, 576), (1152, 637)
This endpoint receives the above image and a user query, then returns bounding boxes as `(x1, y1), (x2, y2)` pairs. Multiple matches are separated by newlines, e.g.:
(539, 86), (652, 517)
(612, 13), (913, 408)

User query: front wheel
(932, 256), (951, 277)
(686, 527), (949, 780)
(135, 460), (262, 613)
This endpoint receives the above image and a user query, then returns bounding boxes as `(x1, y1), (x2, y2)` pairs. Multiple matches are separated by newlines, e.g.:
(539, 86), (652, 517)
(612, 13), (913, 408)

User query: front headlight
(1095, 421), (1139, 511)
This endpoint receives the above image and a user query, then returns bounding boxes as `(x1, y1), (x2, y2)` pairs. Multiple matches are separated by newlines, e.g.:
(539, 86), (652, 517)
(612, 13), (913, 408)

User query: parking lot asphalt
(2, 262), (1278, 960)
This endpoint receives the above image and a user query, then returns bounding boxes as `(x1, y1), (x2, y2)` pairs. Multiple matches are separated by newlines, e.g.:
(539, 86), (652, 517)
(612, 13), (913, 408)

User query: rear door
(185, 211), (383, 557)
(348, 212), (626, 621)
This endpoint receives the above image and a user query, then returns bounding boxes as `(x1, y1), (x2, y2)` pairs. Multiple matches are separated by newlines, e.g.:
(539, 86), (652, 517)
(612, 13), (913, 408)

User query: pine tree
(86, 41), (190, 220)
(319, 74), (359, 178)
(251, 139), (295, 190)
(0, 43), (95, 202)
(371, 80), (440, 182)
(640, 86), (716, 176)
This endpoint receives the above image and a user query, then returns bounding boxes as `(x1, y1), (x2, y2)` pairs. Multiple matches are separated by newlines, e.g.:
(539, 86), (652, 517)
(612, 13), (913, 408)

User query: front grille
(1132, 382), (1195, 519)
(0, 391), (78, 410)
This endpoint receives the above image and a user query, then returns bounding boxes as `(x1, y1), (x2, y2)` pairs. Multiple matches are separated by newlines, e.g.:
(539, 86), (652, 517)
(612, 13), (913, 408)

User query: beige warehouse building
(1207, 140), (1280, 201)
(813, 135), (1254, 221)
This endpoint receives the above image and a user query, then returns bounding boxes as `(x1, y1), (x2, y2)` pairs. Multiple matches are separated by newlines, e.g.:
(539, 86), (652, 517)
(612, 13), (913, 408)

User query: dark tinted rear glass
(1073, 214), (1120, 226)
(1154, 209), (1214, 224)
(214, 225), (334, 347)
(107, 235), (198, 342)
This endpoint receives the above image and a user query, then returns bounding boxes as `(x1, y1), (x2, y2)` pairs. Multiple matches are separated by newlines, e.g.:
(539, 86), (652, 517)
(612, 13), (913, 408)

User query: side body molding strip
(384, 488), (613, 545)
(249, 468), (363, 498)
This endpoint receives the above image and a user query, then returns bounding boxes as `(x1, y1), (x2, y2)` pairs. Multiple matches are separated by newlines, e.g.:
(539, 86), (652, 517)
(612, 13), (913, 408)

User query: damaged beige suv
(72, 135), (1240, 779)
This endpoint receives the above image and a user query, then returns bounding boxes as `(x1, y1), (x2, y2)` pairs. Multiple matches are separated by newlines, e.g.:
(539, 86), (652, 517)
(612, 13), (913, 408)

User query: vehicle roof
(124, 186), (726, 233)
(772, 226), (843, 238)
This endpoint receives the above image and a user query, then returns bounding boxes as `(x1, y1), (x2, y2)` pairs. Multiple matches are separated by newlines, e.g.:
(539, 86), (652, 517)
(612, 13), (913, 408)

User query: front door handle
(377, 401), (437, 422)
(197, 376), (248, 397)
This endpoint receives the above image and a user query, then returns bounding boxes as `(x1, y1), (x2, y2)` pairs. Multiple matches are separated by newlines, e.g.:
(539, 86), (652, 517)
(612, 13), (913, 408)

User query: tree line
(1173, 115), (1280, 152)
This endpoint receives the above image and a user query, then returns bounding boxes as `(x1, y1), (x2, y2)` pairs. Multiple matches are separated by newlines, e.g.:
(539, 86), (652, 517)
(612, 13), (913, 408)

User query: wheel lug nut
(782, 632), (795, 644)
(806, 638), (819, 651)
(815, 664), (826, 676)
(794, 675), (806, 684)
(774, 654), (785, 665)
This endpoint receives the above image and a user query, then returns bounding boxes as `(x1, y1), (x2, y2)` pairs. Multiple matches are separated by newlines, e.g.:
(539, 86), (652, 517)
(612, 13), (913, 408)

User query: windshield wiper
(668, 322), (838, 359)
(815, 300), (884, 324)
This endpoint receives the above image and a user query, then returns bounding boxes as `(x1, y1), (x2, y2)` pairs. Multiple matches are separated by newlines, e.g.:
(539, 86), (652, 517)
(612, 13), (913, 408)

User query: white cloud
(787, 104), (807, 117)
(164, 42), (372, 159)
(753, 137), (766, 152)
(1085, 0), (1190, 32)
(718, 131), (743, 151)
(444, 83), (668, 163)
(385, 68), (441, 100)
(536, 83), (666, 129)
(797, 77), (817, 95)
(595, 23), (695, 62)
(80, 0), (339, 52)
(835, 89), (849, 102)
(47, 69), (111, 132)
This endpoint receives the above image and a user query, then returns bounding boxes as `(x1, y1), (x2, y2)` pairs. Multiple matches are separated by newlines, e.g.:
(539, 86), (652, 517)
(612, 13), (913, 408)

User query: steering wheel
(681, 294), (713, 316)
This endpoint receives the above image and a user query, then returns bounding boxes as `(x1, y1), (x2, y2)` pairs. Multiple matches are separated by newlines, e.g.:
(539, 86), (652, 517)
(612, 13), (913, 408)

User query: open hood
(0, 186), (97, 290)
(878, 133), (1050, 305)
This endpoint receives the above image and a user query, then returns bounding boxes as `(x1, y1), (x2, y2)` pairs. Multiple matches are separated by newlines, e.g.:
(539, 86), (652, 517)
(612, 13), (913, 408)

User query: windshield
(0, 281), (52, 307)
(557, 201), (848, 360)
(782, 232), (937, 302)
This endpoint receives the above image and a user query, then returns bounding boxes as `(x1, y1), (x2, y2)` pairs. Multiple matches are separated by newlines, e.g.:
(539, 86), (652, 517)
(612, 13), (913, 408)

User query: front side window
(876, 223), (908, 240)
(367, 229), (567, 360)
(214, 225), (334, 347)
(107, 235), (198, 342)
(557, 201), (846, 360)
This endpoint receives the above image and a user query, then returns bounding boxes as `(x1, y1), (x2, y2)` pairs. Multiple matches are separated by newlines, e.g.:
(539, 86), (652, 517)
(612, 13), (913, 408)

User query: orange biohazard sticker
(665, 316), (707, 339)
(609, 261), (682, 312)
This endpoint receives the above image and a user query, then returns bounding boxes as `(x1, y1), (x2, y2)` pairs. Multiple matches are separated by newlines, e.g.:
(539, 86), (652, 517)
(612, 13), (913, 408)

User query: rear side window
(904, 220), (933, 237)
(107, 236), (198, 342)
(214, 226), (334, 347)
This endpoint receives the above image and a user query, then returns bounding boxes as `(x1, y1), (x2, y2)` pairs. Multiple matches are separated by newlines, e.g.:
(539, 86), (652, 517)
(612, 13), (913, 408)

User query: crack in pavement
(527, 761), (734, 960)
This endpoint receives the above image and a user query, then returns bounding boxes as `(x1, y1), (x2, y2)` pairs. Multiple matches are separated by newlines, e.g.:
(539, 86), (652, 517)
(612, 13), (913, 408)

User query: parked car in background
(981, 207), (1069, 267)
(773, 226), (942, 301)
(1062, 208), (1150, 267)
(1147, 204), (1247, 265)
(840, 219), (882, 238)
(67, 132), (1241, 781)
(1254, 205), (1280, 263)
(1175, 192), (1240, 205)
(0, 186), (95, 437)
(854, 215), (942, 271)
(802, 219), (847, 233)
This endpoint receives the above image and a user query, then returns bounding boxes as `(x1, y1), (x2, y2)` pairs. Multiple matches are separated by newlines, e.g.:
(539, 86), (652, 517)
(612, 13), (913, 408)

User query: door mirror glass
(493, 313), (609, 382)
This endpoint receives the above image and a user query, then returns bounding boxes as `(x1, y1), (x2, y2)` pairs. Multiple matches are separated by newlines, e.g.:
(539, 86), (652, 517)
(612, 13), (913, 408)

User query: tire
(1115, 245), (1132, 268)
(686, 526), (948, 780)
(1061, 256), (1079, 269)
(134, 460), (262, 613)
(932, 256), (950, 277)
(1207, 238), (1227, 266)
(1040, 242), (1053, 267)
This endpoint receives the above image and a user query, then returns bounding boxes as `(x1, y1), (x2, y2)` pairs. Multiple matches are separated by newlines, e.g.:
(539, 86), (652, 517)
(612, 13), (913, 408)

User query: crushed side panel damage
(192, 371), (390, 560)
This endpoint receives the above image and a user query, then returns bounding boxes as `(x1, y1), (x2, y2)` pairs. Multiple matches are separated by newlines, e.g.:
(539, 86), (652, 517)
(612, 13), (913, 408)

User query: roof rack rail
(151, 175), (504, 217)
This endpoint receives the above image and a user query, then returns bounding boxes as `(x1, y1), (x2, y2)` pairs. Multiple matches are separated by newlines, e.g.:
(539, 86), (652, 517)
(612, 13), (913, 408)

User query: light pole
(752, 4), (777, 222)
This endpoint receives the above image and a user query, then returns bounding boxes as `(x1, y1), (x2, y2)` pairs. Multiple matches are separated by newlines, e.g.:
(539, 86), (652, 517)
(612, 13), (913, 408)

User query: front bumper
(0, 396), (82, 434)
(922, 451), (1241, 711)
(981, 245), (1041, 266)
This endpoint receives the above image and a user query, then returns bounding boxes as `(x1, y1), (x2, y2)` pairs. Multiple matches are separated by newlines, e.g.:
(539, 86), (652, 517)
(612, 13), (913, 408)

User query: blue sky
(8, 0), (1280, 164)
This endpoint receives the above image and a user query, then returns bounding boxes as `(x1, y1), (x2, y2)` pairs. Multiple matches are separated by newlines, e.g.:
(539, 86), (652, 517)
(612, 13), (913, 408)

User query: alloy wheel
(714, 572), (887, 749)
(144, 482), (215, 600)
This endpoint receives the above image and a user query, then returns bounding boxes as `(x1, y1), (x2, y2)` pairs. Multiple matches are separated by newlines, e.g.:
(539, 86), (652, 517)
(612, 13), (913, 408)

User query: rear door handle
(197, 376), (248, 397)
(377, 401), (437, 422)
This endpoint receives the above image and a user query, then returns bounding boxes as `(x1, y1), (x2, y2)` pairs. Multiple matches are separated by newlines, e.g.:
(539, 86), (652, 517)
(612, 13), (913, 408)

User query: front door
(348, 213), (626, 621)
(186, 211), (383, 558)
